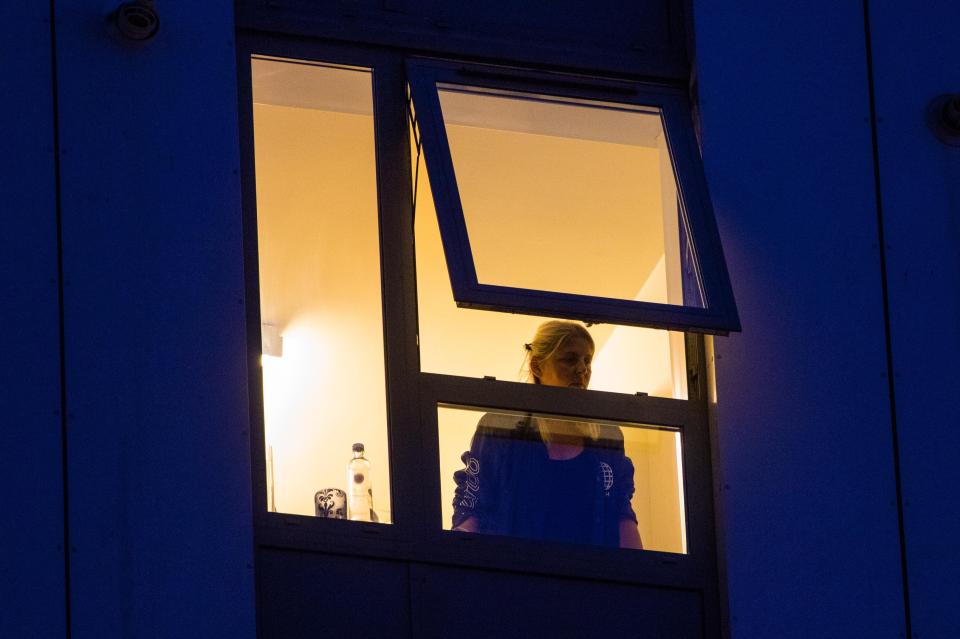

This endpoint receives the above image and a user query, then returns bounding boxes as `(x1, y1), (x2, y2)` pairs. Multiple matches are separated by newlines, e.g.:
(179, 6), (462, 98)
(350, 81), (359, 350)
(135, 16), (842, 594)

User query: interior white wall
(870, 3), (960, 636)
(0, 5), (65, 639)
(695, 4), (905, 637)
(253, 100), (392, 520)
(443, 118), (668, 301)
(53, 3), (255, 637)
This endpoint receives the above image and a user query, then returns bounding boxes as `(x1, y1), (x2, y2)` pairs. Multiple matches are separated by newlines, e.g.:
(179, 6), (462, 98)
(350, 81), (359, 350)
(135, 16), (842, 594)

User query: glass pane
(253, 57), (391, 523)
(439, 404), (687, 553)
(437, 85), (704, 308)
(412, 122), (688, 399)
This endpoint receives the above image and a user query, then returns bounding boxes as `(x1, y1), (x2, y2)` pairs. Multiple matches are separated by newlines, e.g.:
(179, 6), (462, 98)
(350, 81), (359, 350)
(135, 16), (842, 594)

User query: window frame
(407, 58), (740, 334)
(238, 38), (423, 546)
(238, 33), (723, 605)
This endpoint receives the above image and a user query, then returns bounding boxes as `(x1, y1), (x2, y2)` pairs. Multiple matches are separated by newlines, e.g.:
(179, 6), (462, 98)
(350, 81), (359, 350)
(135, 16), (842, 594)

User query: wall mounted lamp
(261, 324), (284, 358)
(109, 1), (160, 42)
(928, 94), (960, 147)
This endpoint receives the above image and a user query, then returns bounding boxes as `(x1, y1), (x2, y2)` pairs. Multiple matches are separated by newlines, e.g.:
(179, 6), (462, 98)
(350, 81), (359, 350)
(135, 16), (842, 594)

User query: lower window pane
(252, 56), (391, 523)
(439, 404), (686, 553)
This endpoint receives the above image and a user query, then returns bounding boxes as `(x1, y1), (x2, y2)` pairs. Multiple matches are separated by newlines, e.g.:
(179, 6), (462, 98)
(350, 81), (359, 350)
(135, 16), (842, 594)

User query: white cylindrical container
(347, 443), (372, 521)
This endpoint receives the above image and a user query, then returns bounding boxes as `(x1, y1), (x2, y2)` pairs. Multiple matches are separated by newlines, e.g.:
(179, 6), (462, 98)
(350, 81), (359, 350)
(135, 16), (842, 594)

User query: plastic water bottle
(347, 443), (372, 521)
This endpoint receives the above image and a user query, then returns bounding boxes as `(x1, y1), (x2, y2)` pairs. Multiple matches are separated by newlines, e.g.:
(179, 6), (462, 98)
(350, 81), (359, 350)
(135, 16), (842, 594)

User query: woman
(452, 320), (643, 549)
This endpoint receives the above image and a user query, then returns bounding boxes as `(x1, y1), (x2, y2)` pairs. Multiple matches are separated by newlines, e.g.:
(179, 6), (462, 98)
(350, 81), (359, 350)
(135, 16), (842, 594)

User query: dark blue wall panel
(410, 563), (702, 638)
(0, 5), (66, 639)
(870, 2), (960, 636)
(695, 4), (905, 637)
(384, 0), (673, 51)
(53, 2), (256, 637)
(258, 550), (411, 638)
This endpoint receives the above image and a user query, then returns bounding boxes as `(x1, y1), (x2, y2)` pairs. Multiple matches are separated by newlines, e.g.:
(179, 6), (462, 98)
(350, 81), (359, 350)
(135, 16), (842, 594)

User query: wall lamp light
(261, 323), (284, 358)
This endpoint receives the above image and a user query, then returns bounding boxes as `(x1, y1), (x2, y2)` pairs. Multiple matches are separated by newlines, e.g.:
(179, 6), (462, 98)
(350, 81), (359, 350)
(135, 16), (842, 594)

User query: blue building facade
(2, 2), (957, 637)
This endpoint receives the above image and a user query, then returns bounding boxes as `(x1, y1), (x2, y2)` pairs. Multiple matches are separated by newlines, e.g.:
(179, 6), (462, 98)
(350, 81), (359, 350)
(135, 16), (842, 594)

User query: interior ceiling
(438, 87), (664, 148)
(252, 57), (374, 116)
(252, 57), (665, 150)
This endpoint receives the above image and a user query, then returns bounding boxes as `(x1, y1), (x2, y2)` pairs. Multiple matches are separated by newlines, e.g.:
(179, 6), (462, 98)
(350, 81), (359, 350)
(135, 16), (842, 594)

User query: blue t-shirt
(452, 413), (637, 548)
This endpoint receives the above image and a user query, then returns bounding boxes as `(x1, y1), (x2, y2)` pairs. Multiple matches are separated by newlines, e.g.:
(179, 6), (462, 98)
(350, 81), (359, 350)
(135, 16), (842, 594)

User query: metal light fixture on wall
(261, 323), (284, 358)
(109, 0), (160, 42)
(928, 94), (960, 147)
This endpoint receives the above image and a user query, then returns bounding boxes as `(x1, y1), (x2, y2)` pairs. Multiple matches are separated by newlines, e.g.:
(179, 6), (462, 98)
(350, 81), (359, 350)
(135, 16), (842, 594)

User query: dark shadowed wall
(697, 3), (959, 638)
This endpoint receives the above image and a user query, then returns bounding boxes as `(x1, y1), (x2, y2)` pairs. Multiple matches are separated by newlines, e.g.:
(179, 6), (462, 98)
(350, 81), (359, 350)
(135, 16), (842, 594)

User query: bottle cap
(352, 443), (364, 453)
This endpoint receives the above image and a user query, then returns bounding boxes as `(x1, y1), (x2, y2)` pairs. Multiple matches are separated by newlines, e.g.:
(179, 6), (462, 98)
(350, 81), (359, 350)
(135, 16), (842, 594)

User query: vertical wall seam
(48, 1), (72, 637)
(861, 2), (912, 637)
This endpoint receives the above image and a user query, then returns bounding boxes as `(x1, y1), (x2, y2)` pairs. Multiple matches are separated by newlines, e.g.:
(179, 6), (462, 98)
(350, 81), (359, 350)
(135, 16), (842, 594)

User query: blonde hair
(522, 320), (595, 384)
(521, 320), (598, 443)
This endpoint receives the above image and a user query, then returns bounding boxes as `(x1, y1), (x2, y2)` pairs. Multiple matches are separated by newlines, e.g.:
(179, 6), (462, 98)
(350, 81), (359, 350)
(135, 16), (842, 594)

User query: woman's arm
(619, 519), (643, 549)
(452, 417), (504, 531)
(452, 414), (519, 533)
(612, 447), (643, 549)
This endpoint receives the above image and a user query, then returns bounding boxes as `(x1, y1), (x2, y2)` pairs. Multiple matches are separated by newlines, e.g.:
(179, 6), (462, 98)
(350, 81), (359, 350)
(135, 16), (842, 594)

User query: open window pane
(439, 404), (687, 554)
(408, 61), (740, 333)
(438, 86), (700, 307)
(252, 57), (391, 523)
(413, 131), (689, 399)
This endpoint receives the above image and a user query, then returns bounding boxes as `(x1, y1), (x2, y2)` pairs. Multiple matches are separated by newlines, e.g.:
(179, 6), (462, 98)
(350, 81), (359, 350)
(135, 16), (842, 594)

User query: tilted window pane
(252, 57), (391, 523)
(439, 405), (687, 554)
(437, 85), (705, 308)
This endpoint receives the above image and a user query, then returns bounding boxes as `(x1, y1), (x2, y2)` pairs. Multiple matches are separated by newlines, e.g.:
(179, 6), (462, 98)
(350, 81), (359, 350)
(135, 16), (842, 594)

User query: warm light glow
(253, 57), (690, 536)
(416, 104), (691, 551)
(253, 58), (391, 522)
(259, 316), (391, 521)
(437, 87), (686, 306)
(414, 134), (686, 398)
(261, 323), (284, 358)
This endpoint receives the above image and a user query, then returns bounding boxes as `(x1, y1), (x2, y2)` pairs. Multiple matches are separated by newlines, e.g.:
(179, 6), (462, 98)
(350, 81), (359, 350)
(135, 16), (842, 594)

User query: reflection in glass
(437, 85), (703, 307)
(440, 405), (687, 553)
(252, 57), (391, 522)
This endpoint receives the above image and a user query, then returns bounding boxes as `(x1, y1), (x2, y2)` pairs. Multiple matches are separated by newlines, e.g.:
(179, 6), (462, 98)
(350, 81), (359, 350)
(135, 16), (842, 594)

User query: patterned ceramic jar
(314, 488), (347, 519)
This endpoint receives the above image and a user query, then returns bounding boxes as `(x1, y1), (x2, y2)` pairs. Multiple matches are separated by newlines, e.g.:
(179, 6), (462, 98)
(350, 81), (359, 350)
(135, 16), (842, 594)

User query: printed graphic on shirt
(459, 455), (480, 509)
(600, 461), (614, 495)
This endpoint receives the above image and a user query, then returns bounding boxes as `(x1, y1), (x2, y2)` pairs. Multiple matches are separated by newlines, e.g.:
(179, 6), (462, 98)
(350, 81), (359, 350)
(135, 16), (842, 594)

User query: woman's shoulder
(475, 412), (537, 440)
(593, 423), (626, 451)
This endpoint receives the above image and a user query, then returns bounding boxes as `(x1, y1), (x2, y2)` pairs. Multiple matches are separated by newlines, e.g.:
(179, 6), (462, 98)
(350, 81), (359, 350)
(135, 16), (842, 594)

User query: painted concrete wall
(695, 3), (959, 638)
(0, 3), (255, 637)
(869, 3), (960, 637)
(53, 1), (256, 636)
(0, 5), (65, 639)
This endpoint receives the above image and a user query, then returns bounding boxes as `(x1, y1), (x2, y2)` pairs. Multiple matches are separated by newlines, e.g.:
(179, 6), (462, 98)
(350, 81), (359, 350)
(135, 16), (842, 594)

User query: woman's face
(536, 336), (594, 389)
